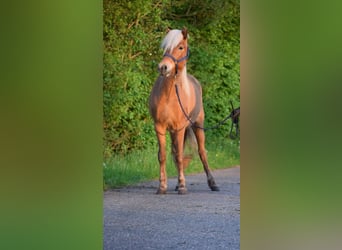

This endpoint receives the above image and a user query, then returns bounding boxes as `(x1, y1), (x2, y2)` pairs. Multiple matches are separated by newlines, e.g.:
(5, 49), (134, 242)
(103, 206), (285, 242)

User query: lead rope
(175, 84), (240, 138)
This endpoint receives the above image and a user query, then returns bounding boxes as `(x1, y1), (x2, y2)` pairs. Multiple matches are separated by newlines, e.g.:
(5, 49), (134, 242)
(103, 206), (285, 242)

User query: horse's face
(158, 28), (189, 77)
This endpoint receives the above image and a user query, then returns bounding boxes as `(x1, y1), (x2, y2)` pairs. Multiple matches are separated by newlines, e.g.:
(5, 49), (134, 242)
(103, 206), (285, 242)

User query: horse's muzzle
(159, 64), (168, 75)
(158, 63), (170, 76)
(158, 57), (174, 76)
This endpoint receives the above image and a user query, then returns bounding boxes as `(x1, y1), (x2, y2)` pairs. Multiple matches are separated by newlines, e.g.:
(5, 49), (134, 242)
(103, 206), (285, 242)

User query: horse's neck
(176, 68), (190, 97)
(159, 67), (190, 99)
(158, 67), (190, 100)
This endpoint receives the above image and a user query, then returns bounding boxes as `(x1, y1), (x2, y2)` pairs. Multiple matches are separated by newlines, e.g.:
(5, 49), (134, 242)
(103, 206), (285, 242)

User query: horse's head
(158, 28), (189, 77)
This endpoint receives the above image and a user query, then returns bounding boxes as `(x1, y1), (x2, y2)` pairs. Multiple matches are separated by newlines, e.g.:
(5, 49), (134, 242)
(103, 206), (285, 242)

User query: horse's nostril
(159, 64), (168, 75)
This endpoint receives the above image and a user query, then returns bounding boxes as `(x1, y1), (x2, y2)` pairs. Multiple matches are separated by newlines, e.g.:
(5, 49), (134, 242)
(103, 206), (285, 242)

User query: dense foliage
(104, 0), (240, 157)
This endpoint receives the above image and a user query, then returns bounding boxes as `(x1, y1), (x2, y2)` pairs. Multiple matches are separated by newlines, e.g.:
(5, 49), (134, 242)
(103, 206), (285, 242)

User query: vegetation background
(103, 0), (240, 187)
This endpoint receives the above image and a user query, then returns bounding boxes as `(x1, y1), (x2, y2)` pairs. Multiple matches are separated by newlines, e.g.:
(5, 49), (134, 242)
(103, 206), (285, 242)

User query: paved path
(104, 166), (240, 250)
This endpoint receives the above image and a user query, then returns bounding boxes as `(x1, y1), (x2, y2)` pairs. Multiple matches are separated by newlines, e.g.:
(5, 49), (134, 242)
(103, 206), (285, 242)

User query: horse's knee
(172, 150), (183, 165)
(158, 151), (166, 163)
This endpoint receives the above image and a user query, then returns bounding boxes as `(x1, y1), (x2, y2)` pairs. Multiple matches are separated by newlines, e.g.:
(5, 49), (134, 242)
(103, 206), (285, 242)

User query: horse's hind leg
(193, 127), (220, 191)
(183, 127), (196, 169)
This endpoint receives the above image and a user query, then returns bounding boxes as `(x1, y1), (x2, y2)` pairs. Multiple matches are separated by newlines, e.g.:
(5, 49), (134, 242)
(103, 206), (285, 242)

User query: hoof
(156, 188), (167, 195)
(175, 185), (179, 191)
(210, 186), (220, 191)
(208, 179), (219, 191)
(177, 188), (187, 195)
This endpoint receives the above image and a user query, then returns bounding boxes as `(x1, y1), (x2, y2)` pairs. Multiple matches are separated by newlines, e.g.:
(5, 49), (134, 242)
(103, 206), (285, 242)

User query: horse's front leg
(156, 128), (167, 194)
(171, 129), (187, 194)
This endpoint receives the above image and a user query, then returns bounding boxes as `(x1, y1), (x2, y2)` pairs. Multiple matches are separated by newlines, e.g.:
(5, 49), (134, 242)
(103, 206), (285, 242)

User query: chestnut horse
(149, 28), (219, 194)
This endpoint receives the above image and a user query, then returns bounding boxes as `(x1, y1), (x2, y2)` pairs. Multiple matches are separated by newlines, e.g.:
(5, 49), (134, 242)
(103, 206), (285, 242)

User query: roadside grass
(103, 136), (240, 189)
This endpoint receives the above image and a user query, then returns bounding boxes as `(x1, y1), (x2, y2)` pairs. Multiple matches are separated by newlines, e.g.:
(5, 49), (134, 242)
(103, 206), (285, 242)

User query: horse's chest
(149, 81), (196, 130)
(156, 103), (180, 123)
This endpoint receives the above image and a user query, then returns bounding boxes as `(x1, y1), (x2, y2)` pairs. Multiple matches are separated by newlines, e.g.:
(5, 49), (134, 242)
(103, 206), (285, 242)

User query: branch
(129, 52), (142, 60)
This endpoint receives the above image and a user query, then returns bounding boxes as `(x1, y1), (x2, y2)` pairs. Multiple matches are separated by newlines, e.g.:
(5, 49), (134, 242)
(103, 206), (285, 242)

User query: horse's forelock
(161, 29), (185, 54)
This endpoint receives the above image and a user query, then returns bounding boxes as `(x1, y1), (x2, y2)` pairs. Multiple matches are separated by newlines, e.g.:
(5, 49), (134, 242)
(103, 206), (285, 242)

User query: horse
(149, 27), (219, 194)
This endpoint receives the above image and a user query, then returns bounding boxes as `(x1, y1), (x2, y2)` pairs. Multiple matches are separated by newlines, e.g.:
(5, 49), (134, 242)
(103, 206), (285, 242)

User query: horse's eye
(179, 46), (184, 50)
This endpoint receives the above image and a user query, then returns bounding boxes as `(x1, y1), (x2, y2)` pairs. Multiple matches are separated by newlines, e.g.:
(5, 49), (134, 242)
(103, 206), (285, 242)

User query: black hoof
(175, 185), (179, 191)
(210, 186), (220, 191)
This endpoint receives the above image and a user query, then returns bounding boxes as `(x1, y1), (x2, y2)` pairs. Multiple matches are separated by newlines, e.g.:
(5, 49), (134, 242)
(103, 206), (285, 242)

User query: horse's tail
(183, 126), (197, 169)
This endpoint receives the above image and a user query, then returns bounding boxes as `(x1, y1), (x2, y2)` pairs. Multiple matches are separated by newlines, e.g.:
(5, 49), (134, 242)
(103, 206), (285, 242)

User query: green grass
(103, 136), (240, 189)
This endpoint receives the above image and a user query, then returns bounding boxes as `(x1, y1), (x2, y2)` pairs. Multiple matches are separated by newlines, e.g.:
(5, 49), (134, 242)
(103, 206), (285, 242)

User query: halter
(163, 47), (190, 75)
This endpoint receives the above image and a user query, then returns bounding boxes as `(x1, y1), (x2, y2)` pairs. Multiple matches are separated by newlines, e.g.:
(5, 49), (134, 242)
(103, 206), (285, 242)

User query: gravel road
(104, 166), (240, 250)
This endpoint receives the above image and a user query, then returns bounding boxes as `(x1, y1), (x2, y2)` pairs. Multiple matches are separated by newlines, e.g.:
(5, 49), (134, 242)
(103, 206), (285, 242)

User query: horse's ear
(166, 27), (172, 33)
(181, 27), (188, 39)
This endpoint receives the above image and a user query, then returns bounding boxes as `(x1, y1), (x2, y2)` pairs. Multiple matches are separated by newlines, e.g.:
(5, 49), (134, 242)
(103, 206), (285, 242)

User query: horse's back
(186, 74), (204, 122)
(187, 74), (203, 106)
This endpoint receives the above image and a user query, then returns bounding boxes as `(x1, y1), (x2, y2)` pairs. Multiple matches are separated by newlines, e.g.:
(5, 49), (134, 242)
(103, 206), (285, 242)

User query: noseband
(163, 48), (190, 75)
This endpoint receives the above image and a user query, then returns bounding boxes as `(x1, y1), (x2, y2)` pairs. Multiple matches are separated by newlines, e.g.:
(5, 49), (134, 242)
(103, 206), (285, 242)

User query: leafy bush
(104, 0), (240, 157)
